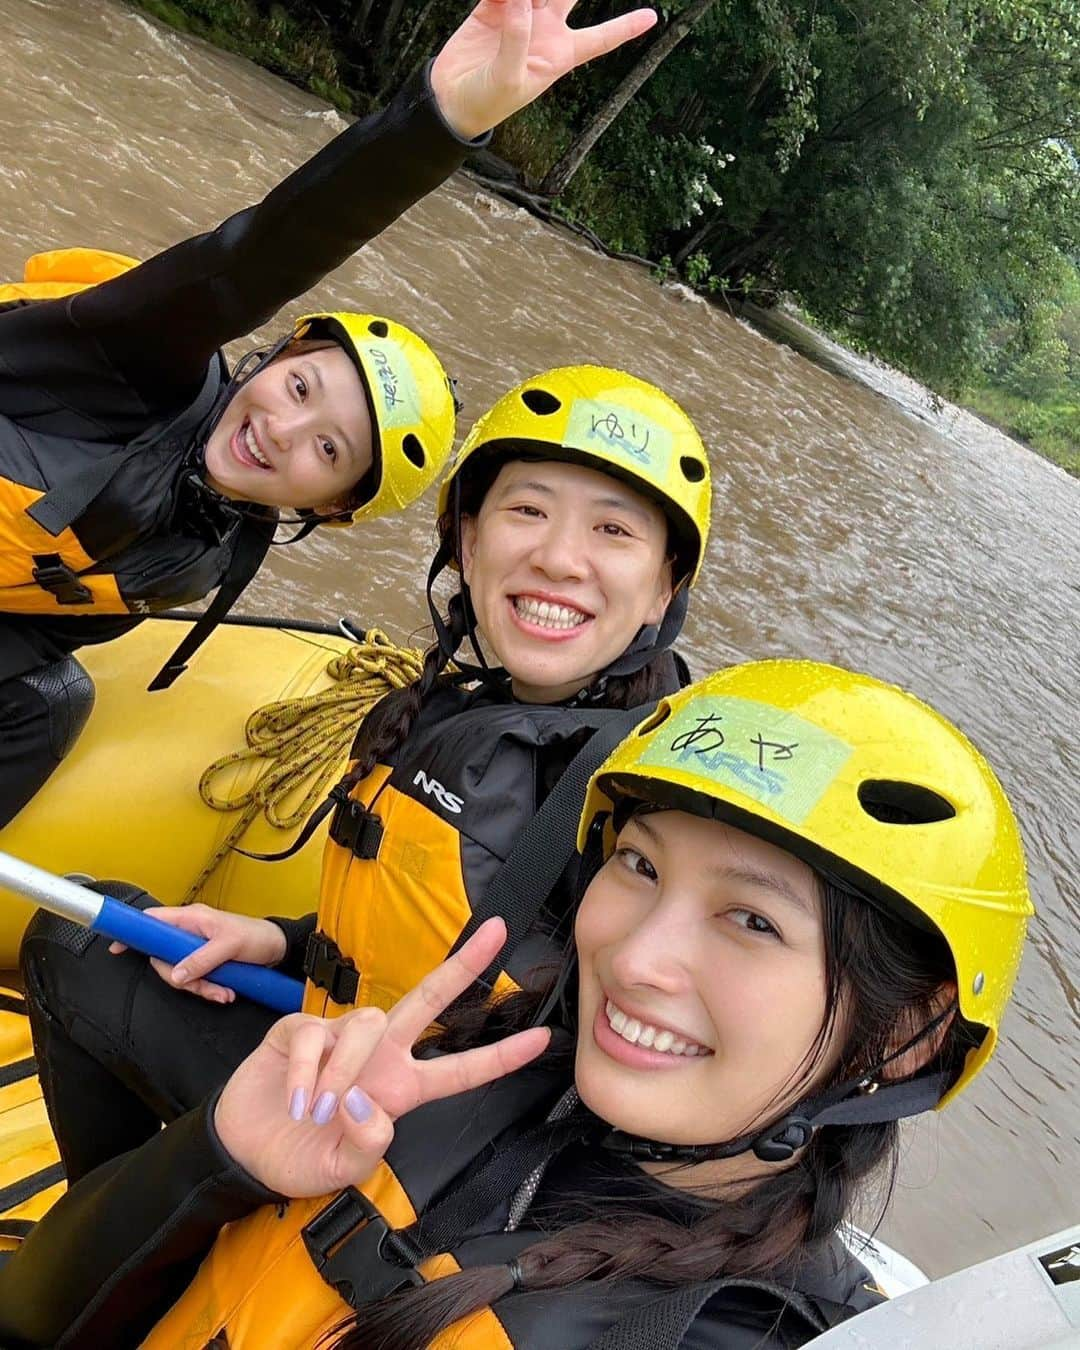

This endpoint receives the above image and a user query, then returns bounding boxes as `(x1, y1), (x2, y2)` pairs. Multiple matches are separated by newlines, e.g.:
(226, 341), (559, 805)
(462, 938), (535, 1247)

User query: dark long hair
(339, 454), (679, 792)
(326, 875), (978, 1350)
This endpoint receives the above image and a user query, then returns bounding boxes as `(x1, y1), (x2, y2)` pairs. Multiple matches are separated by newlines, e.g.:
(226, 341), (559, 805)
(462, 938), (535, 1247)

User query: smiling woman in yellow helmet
(22, 358), (713, 1192)
(0, 0), (659, 828)
(0, 661), (1033, 1348)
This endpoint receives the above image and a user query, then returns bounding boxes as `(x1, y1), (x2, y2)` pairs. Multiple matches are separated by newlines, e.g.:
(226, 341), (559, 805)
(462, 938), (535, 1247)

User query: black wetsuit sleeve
(0, 1095), (277, 1349)
(0, 63), (482, 433)
(265, 909), (318, 978)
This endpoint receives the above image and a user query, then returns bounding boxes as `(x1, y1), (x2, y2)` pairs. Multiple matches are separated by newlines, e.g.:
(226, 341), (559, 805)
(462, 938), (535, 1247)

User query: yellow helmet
(295, 311), (457, 524)
(437, 365), (711, 585)
(579, 660), (1032, 1107)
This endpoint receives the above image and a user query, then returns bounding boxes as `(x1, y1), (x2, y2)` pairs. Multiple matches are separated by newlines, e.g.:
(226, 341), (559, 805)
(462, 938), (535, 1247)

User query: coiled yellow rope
(182, 630), (425, 902)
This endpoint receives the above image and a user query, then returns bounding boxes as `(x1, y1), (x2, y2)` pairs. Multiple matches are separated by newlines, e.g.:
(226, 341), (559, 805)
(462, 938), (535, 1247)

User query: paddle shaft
(0, 852), (303, 1013)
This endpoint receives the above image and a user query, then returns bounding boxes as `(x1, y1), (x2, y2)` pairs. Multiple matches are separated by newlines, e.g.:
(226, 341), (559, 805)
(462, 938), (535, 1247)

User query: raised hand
(108, 904), (287, 1002)
(430, 0), (658, 140)
(213, 917), (550, 1197)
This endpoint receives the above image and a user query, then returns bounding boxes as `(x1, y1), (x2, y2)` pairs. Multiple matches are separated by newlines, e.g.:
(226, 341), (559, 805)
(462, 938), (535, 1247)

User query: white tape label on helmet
(639, 695), (853, 826)
(564, 399), (674, 476)
(360, 339), (421, 430)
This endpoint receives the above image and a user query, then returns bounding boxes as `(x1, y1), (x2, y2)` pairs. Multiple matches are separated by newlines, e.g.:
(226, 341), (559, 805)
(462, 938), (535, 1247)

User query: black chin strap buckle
(302, 1187), (425, 1307)
(753, 1116), (814, 1162)
(601, 1133), (688, 1163)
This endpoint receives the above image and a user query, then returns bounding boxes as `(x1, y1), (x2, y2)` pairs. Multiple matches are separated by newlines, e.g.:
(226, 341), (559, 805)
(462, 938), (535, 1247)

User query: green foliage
(129, 0), (352, 108)
(965, 386), (1080, 476)
(129, 0), (1080, 444)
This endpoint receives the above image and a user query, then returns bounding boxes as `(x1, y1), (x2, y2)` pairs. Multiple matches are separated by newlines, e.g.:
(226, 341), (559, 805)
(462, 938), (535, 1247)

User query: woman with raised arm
(0, 0), (657, 825)
(1, 660), (1033, 1348)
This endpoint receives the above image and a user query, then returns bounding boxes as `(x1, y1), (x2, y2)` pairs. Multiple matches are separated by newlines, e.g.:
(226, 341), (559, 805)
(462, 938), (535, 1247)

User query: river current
(2, 0), (1077, 1278)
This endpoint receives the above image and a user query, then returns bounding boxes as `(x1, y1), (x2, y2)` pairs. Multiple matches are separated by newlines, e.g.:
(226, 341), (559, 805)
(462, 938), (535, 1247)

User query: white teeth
(244, 424), (270, 468)
(604, 998), (707, 1059)
(513, 597), (588, 629)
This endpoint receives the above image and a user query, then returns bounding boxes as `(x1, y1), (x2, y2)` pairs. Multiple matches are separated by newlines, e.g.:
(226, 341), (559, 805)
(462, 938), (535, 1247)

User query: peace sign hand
(430, 0), (658, 140)
(213, 918), (550, 1198)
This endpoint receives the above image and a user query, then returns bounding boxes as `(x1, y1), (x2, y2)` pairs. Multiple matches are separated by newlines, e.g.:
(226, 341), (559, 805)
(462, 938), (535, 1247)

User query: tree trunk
(539, 0), (722, 198)
(672, 203), (726, 267)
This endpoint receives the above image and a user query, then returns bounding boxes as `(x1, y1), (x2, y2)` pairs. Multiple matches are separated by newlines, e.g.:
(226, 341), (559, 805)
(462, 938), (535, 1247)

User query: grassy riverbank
(961, 389), (1080, 478)
(130, 0), (355, 110)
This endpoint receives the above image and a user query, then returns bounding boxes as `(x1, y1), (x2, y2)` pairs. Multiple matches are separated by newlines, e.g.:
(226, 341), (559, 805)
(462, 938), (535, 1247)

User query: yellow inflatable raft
(0, 614), (421, 967)
(0, 613), (423, 1243)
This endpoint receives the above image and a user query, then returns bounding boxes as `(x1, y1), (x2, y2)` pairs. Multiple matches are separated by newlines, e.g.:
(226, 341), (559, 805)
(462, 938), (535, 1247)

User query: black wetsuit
(0, 64), (477, 824)
(0, 1049), (885, 1348)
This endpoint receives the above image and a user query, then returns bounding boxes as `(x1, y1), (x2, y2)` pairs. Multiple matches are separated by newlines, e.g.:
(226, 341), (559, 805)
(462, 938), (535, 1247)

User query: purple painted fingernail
(289, 1088), (308, 1122)
(311, 1091), (338, 1125)
(343, 1087), (372, 1123)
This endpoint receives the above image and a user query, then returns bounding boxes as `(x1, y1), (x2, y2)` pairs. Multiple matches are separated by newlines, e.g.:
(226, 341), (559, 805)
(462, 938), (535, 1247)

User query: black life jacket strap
(302, 1186), (425, 1307)
(30, 554), (93, 605)
(25, 357), (225, 538)
(446, 703), (653, 993)
(583, 1275), (834, 1349)
(146, 513), (276, 690)
(303, 1114), (595, 1308)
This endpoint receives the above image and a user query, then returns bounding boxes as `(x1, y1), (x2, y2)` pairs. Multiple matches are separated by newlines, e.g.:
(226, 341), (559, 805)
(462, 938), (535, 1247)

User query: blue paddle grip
(93, 897), (304, 1014)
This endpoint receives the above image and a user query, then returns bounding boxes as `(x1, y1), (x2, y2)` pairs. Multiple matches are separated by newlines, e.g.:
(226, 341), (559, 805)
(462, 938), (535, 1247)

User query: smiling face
(574, 809), (842, 1157)
(203, 344), (374, 512)
(458, 459), (674, 703)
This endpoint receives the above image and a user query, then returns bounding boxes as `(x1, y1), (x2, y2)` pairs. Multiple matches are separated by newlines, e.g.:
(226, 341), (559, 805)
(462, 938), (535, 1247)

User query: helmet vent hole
(521, 388), (562, 415)
(402, 434), (425, 469)
(680, 456), (706, 483)
(368, 320), (389, 338)
(635, 706), (671, 736)
(858, 780), (956, 825)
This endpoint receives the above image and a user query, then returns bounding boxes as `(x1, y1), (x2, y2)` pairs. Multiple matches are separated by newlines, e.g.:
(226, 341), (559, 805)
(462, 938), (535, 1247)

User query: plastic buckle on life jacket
(30, 554), (93, 605)
(303, 931), (360, 1006)
(329, 798), (384, 859)
(302, 1187), (425, 1307)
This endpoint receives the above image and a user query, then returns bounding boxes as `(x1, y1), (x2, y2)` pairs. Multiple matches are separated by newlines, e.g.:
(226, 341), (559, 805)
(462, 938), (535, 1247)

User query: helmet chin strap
(600, 1009), (956, 1165)
(185, 330), (330, 532)
(423, 472), (692, 694)
(187, 331), (357, 539)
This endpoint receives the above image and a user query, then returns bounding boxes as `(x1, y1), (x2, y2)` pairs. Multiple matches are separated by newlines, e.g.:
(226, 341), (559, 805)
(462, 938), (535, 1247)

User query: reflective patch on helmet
(359, 339), (421, 429)
(564, 399), (674, 476)
(638, 695), (853, 826)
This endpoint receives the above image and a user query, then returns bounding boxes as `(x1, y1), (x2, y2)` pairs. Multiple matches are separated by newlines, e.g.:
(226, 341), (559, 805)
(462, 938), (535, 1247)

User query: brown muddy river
(2, 0), (1077, 1280)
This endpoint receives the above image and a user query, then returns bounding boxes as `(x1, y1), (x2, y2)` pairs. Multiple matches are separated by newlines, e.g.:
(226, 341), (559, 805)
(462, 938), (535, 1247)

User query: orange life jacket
(0, 248), (242, 619)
